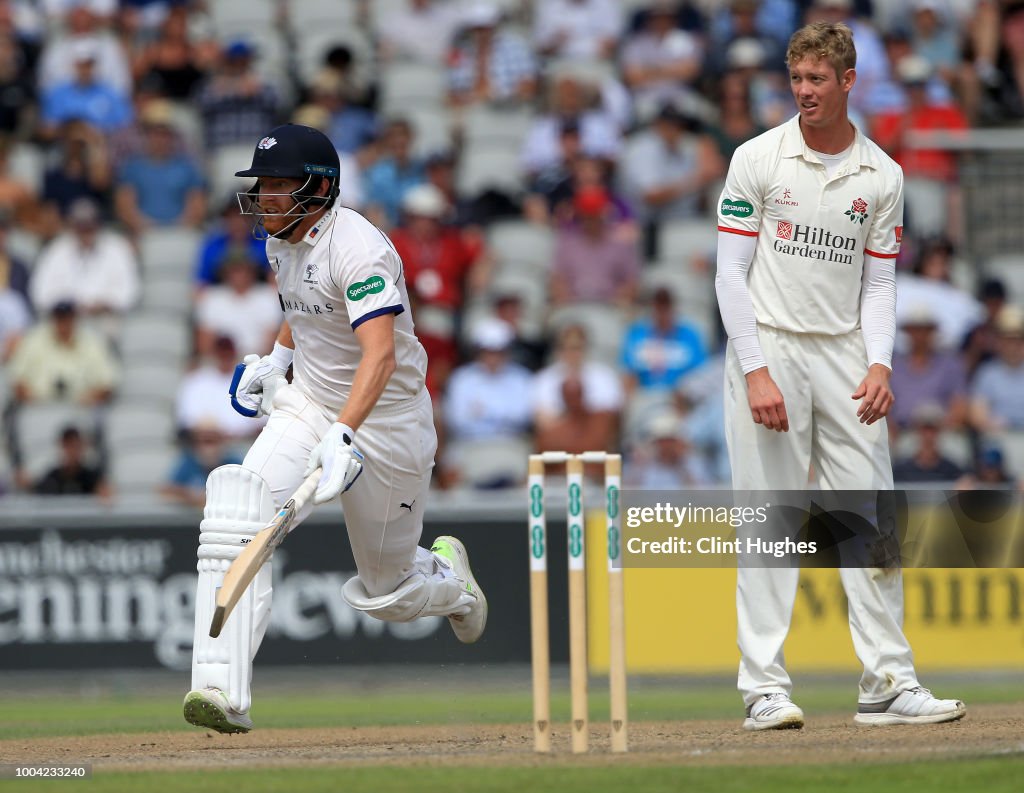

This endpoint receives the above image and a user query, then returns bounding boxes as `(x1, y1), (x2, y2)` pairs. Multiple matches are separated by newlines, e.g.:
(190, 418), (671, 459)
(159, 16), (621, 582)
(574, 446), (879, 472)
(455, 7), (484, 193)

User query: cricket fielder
(715, 22), (964, 730)
(184, 124), (487, 733)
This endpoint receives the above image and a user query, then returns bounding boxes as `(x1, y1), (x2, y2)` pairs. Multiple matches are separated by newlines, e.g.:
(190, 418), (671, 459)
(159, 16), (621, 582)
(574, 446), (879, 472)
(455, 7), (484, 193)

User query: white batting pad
(191, 465), (275, 714)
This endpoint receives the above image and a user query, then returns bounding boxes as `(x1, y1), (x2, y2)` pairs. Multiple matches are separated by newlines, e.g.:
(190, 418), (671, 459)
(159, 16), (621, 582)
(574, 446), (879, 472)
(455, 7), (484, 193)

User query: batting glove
(304, 422), (365, 504)
(229, 342), (293, 417)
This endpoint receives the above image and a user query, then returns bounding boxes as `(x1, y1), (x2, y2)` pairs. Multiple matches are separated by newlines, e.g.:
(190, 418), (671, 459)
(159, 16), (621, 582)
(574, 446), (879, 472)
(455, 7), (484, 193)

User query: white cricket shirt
(717, 114), (904, 336)
(266, 204), (427, 413)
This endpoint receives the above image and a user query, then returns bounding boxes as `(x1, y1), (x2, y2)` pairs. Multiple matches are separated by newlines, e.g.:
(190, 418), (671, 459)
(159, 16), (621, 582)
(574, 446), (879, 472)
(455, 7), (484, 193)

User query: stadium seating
(108, 444), (180, 494)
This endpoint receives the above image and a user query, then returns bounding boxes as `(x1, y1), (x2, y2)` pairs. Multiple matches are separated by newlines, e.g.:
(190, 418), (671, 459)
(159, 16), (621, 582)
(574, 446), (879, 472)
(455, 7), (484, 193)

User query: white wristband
(268, 341), (294, 370)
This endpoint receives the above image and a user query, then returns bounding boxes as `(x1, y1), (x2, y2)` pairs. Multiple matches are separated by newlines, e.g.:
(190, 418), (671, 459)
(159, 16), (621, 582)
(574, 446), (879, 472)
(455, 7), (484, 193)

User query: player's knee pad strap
(342, 572), (472, 623)
(192, 465), (275, 714)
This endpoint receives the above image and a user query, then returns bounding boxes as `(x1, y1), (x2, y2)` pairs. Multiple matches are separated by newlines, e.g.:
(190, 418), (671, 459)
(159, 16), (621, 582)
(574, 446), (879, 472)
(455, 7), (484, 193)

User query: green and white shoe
(431, 535), (488, 644)
(183, 688), (253, 734)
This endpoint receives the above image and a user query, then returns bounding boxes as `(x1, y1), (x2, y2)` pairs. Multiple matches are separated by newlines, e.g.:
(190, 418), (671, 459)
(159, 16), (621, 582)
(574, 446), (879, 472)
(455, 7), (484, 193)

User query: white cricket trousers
(243, 383), (439, 597)
(724, 325), (919, 707)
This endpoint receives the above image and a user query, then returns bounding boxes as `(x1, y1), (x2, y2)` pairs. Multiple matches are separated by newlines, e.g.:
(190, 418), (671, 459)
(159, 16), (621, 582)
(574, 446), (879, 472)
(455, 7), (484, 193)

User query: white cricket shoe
(854, 686), (966, 726)
(743, 693), (805, 731)
(430, 535), (488, 644)
(183, 688), (254, 734)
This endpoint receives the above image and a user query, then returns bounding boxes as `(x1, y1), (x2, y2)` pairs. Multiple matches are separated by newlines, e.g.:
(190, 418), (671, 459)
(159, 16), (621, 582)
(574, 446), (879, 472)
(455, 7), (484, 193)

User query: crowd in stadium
(1, 0), (1024, 501)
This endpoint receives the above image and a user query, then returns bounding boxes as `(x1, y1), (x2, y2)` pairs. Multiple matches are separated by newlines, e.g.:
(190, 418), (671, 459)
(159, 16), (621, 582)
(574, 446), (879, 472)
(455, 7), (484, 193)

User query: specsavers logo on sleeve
(347, 275), (386, 301)
(721, 198), (754, 218)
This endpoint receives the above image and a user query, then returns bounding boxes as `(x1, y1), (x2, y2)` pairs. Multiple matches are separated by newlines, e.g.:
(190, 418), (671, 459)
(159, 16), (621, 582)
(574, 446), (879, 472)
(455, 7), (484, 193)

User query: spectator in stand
(39, 0), (116, 27)
(0, 283), (31, 360)
(196, 39), (280, 149)
(889, 304), (968, 432)
(0, 136), (41, 234)
(306, 69), (378, 159)
(535, 153), (637, 239)
(620, 103), (723, 256)
(520, 70), (621, 182)
(895, 237), (983, 352)
(115, 101), (206, 234)
(377, 0), (461, 65)
(194, 249), (280, 359)
(707, 69), (767, 161)
(39, 40), (132, 137)
(362, 117), (425, 228)
(441, 317), (534, 486)
(620, 286), (707, 398)
(33, 425), (110, 497)
(194, 197), (269, 288)
(909, 0), (962, 87)
(0, 207), (30, 302)
(492, 289), (548, 371)
(871, 54), (968, 185)
(38, 120), (111, 237)
(892, 402), (965, 484)
(621, 1), (703, 123)
(532, 0), (624, 61)
(0, 26), (36, 136)
(550, 185), (640, 308)
(447, 3), (538, 107)
(964, 0), (1024, 125)
(625, 410), (711, 488)
(176, 334), (264, 443)
(37, 2), (130, 96)
(161, 422), (242, 508)
(962, 278), (1009, 379)
(8, 301), (118, 405)
(389, 183), (487, 396)
(706, 0), (789, 81)
(532, 322), (624, 430)
(130, 3), (215, 101)
(29, 197), (139, 337)
(535, 376), (620, 482)
(970, 305), (1024, 432)
(957, 442), (1017, 489)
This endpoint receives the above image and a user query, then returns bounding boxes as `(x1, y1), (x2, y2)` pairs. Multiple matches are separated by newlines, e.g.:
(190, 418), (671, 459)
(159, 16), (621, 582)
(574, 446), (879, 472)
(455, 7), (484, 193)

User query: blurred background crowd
(2, 0), (1024, 505)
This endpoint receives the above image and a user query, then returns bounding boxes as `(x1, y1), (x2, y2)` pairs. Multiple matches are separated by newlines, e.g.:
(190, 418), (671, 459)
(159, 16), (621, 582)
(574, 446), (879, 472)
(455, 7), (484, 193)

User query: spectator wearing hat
(194, 248), (280, 359)
(620, 2), (703, 123)
(970, 306), (1024, 432)
(962, 278), (1009, 378)
(620, 102), (724, 255)
(389, 183), (488, 396)
(377, 0), (462, 65)
(550, 184), (641, 307)
(8, 301), (118, 405)
(440, 317), (534, 486)
(176, 334), (265, 443)
(114, 100), (206, 235)
(871, 54), (968, 184)
(956, 442), (1017, 489)
(620, 285), (707, 398)
(33, 425), (110, 497)
(196, 39), (280, 149)
(892, 402), (965, 484)
(706, 1), (793, 76)
(447, 3), (538, 107)
(37, 2), (131, 96)
(624, 410), (711, 488)
(39, 39), (133, 138)
(889, 303), (968, 432)
(532, 0), (624, 61)
(29, 196), (139, 339)
(38, 119), (112, 237)
(362, 117), (425, 228)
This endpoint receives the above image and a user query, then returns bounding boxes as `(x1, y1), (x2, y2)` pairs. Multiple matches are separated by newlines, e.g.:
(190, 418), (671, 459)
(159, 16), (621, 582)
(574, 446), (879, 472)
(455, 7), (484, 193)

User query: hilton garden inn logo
(775, 221), (857, 265)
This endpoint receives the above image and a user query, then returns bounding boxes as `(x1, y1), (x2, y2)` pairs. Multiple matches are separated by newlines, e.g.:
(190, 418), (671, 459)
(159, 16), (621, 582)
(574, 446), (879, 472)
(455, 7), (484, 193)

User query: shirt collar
(780, 113), (881, 173)
(300, 207), (336, 246)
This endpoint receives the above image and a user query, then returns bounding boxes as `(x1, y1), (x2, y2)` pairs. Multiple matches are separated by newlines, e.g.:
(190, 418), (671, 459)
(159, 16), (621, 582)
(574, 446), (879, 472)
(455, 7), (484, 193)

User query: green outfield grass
(2, 758), (1024, 793)
(0, 674), (1019, 740)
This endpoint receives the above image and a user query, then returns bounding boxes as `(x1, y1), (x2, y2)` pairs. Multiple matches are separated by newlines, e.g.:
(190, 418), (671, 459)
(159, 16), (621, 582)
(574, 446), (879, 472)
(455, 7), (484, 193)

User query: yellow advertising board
(585, 513), (1024, 673)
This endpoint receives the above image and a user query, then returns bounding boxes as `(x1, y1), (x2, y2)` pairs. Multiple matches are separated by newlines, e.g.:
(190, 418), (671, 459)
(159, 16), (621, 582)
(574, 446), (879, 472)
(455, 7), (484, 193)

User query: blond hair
(786, 22), (856, 79)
